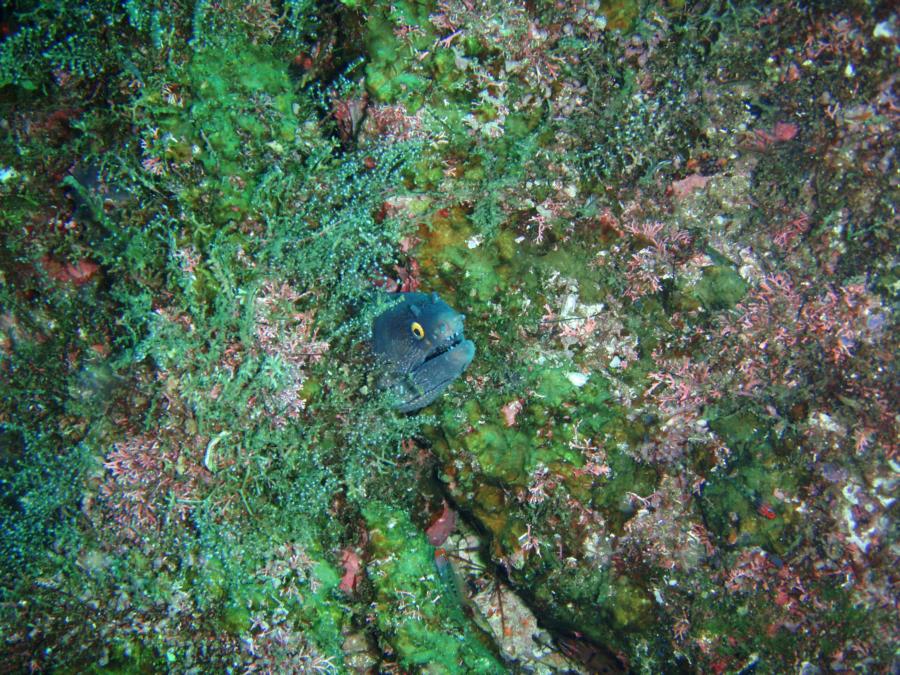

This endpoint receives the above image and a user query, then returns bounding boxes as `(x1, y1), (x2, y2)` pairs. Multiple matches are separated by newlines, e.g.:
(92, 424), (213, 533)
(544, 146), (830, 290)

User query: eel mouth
(423, 332), (464, 363)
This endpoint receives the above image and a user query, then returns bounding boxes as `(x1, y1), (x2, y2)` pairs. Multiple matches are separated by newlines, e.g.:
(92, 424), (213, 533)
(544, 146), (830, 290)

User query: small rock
(566, 371), (589, 387)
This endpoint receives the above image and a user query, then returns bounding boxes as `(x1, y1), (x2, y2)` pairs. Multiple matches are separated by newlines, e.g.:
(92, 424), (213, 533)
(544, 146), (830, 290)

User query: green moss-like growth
(2, 0), (896, 670)
(436, 366), (615, 495)
(677, 264), (748, 311)
(700, 405), (802, 554)
(363, 502), (503, 672)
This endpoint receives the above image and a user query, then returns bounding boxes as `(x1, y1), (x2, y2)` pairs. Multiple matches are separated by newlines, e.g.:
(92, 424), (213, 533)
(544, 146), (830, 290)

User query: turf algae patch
(362, 502), (504, 673)
(427, 358), (661, 653)
(5, 0), (898, 670)
(699, 405), (803, 554)
(674, 264), (748, 312)
(362, 1), (435, 106)
(598, 0), (640, 31)
(146, 42), (301, 225)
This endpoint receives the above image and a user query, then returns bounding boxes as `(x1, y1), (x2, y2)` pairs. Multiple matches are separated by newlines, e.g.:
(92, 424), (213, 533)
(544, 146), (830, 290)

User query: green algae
(701, 405), (803, 554)
(427, 355), (665, 648)
(139, 41), (302, 225)
(363, 501), (503, 672)
(436, 366), (615, 491)
(677, 264), (748, 311)
(2, 0), (897, 671)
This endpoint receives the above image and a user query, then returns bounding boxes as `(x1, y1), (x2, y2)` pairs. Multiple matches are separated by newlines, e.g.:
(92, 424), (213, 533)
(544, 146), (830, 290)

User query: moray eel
(372, 292), (475, 412)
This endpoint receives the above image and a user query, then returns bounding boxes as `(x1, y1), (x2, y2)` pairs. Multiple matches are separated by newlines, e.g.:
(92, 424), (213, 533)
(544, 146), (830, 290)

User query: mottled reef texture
(1, 1), (897, 672)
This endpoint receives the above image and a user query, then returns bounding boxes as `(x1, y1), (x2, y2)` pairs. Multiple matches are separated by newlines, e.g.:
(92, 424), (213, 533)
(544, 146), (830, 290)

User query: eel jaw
(396, 338), (475, 413)
(423, 331), (465, 364)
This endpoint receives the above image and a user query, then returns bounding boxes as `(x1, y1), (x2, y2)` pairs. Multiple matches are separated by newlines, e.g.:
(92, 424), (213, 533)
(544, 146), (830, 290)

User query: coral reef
(1, 0), (897, 672)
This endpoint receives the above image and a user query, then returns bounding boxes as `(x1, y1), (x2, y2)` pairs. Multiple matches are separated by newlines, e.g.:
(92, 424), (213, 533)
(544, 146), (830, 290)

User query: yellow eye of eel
(410, 322), (425, 339)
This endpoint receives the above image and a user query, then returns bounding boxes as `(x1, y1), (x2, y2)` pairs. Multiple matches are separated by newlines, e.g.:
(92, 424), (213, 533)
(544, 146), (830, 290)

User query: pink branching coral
(635, 355), (725, 464)
(99, 434), (211, 537)
(254, 280), (329, 424)
(614, 218), (694, 301)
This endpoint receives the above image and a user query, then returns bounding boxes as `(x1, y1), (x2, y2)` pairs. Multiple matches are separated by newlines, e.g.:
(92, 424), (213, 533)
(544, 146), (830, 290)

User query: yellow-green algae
(363, 501), (503, 672)
(2, 0), (897, 671)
